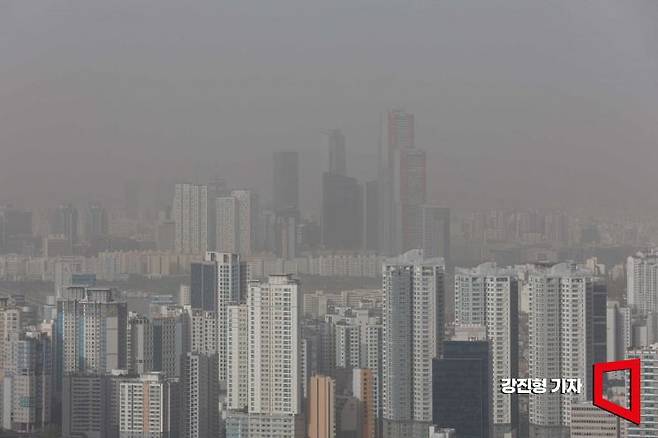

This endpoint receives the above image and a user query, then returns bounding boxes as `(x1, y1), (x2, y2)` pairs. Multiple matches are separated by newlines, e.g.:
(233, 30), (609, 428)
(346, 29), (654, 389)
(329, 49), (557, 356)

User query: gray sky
(2, 0), (658, 215)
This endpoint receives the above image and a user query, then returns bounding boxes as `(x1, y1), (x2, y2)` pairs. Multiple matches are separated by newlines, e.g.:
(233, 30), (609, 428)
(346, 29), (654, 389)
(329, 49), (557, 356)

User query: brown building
(308, 375), (336, 438)
(353, 368), (376, 438)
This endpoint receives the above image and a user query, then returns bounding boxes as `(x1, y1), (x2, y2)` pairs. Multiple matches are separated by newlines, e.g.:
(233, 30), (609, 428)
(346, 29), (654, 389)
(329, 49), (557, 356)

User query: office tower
(625, 345), (658, 437)
(273, 151), (299, 214)
(382, 249), (445, 438)
(327, 129), (347, 176)
(353, 369), (376, 438)
(528, 263), (603, 438)
(118, 373), (179, 438)
(152, 311), (188, 379)
(569, 402), (620, 438)
(421, 206), (450, 262)
(62, 374), (113, 438)
(128, 314), (153, 374)
(216, 191), (257, 256)
(364, 180), (379, 252)
(50, 203), (79, 250)
(56, 287), (128, 375)
(181, 352), (219, 438)
(454, 263), (518, 437)
(308, 375), (336, 438)
(226, 304), (248, 411)
(607, 301), (631, 361)
(432, 340), (491, 438)
(190, 260), (218, 312)
(321, 172), (363, 250)
(396, 147), (427, 252)
(173, 183), (209, 254)
(2, 328), (52, 433)
(85, 202), (109, 240)
(627, 250), (658, 315)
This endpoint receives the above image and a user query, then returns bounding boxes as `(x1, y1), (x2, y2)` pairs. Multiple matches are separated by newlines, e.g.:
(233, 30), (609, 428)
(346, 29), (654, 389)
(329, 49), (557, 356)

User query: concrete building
(226, 304), (248, 411)
(173, 183), (209, 254)
(606, 301), (631, 361)
(128, 314), (153, 375)
(454, 263), (518, 437)
(181, 352), (219, 438)
(569, 402), (620, 438)
(273, 151), (299, 215)
(626, 344), (658, 437)
(428, 426), (457, 438)
(528, 263), (605, 438)
(627, 250), (658, 315)
(382, 249), (445, 438)
(353, 368), (376, 438)
(307, 375), (335, 438)
(421, 206), (450, 263)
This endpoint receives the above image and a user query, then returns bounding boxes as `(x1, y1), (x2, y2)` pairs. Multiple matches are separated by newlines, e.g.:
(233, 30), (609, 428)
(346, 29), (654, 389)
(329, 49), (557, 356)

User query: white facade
(606, 300), (631, 361)
(227, 304), (248, 411)
(382, 249), (444, 430)
(454, 262), (518, 434)
(247, 274), (301, 416)
(173, 183), (208, 254)
(128, 314), (153, 374)
(627, 250), (658, 315)
(216, 197), (238, 254)
(528, 264), (595, 436)
(626, 345), (658, 437)
(119, 373), (175, 438)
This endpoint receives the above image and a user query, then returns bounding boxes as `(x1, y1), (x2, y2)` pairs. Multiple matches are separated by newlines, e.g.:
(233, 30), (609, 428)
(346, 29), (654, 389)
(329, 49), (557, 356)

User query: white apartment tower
(454, 262), (519, 438)
(57, 286), (128, 375)
(528, 263), (603, 438)
(626, 344), (658, 437)
(226, 304), (248, 411)
(216, 191), (257, 256)
(382, 249), (444, 438)
(173, 183), (208, 254)
(627, 250), (658, 315)
(118, 372), (178, 438)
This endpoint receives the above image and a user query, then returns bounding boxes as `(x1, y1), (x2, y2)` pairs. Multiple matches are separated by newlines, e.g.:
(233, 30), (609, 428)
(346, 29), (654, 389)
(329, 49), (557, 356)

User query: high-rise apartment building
(454, 263), (518, 437)
(353, 368), (376, 438)
(173, 183), (209, 254)
(216, 191), (257, 256)
(225, 274), (303, 437)
(528, 263), (605, 438)
(569, 402), (620, 438)
(627, 250), (658, 315)
(382, 249), (445, 438)
(128, 314), (153, 375)
(273, 151), (299, 215)
(226, 304), (248, 411)
(56, 287), (128, 376)
(606, 300), (631, 361)
(432, 340), (491, 438)
(2, 327), (52, 433)
(152, 309), (187, 379)
(307, 375), (335, 438)
(181, 352), (219, 438)
(118, 372), (179, 438)
(397, 147), (427, 252)
(626, 344), (658, 437)
(190, 259), (218, 312)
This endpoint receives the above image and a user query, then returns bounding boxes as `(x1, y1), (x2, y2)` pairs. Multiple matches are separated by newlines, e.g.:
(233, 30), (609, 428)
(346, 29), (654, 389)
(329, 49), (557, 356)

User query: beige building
(353, 368), (376, 438)
(308, 375), (335, 438)
(570, 402), (620, 438)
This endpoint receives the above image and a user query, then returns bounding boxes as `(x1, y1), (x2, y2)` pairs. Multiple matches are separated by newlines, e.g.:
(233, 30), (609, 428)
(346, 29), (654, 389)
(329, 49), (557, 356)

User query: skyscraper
(382, 250), (445, 438)
(173, 183), (209, 254)
(50, 203), (79, 251)
(273, 151), (299, 215)
(432, 340), (491, 438)
(353, 368), (376, 438)
(225, 274), (304, 437)
(307, 375), (336, 438)
(327, 129), (347, 176)
(421, 206), (450, 262)
(128, 314), (153, 375)
(397, 147), (427, 252)
(569, 402), (620, 438)
(606, 300), (631, 362)
(454, 263), (518, 437)
(190, 259), (218, 312)
(84, 202), (109, 241)
(226, 304), (248, 411)
(182, 352), (219, 438)
(528, 263), (604, 438)
(216, 196), (239, 253)
(321, 172), (363, 250)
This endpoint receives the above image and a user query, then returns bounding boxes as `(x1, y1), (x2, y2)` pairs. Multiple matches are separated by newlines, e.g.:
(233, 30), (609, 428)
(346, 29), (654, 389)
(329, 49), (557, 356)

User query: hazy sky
(3, 1), (658, 215)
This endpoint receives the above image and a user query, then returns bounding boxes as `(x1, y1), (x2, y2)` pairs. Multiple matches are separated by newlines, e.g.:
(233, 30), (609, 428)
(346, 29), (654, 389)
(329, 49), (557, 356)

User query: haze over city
(3, 1), (658, 214)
